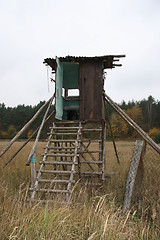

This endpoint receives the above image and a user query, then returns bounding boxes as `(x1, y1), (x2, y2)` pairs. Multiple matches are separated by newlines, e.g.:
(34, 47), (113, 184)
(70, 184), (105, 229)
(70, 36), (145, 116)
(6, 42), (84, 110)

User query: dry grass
(0, 140), (160, 239)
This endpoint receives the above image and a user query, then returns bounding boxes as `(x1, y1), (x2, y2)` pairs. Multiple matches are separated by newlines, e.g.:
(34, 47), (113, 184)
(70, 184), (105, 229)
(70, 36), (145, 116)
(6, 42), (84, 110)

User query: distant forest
(0, 96), (160, 142)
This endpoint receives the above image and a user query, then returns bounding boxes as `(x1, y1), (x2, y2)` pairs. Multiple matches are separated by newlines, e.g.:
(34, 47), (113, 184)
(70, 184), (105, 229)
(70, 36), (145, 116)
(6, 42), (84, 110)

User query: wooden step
(47, 132), (78, 135)
(42, 153), (79, 157)
(49, 139), (81, 142)
(37, 170), (76, 174)
(82, 150), (102, 153)
(82, 128), (102, 132)
(76, 172), (102, 176)
(38, 179), (75, 184)
(29, 188), (68, 193)
(50, 126), (81, 130)
(27, 199), (66, 204)
(82, 140), (102, 142)
(39, 161), (78, 165)
(80, 161), (102, 164)
(46, 150), (75, 154)
(45, 147), (79, 150)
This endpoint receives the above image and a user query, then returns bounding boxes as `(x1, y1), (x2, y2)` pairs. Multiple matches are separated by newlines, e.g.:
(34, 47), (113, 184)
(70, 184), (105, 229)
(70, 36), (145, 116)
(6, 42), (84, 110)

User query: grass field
(0, 140), (159, 239)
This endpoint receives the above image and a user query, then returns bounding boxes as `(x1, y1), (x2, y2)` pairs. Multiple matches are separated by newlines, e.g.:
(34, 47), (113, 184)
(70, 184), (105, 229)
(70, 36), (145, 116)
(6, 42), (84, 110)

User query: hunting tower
(44, 55), (124, 121)
(29, 55), (125, 202)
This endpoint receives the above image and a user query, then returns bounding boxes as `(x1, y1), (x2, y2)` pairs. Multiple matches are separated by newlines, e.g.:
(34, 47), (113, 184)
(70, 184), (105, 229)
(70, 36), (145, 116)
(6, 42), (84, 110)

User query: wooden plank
(50, 139), (80, 142)
(42, 153), (79, 157)
(123, 140), (146, 213)
(77, 172), (102, 175)
(0, 95), (54, 158)
(81, 140), (102, 143)
(30, 188), (68, 193)
(30, 126), (55, 199)
(81, 142), (97, 162)
(48, 132), (78, 135)
(66, 123), (81, 201)
(82, 150), (102, 153)
(104, 92), (160, 155)
(39, 161), (78, 165)
(4, 111), (54, 167)
(46, 147), (78, 150)
(28, 199), (66, 204)
(50, 126), (81, 130)
(102, 121), (106, 180)
(38, 170), (75, 174)
(82, 129), (102, 132)
(80, 161), (102, 164)
(26, 96), (54, 166)
(38, 179), (75, 183)
(94, 62), (103, 120)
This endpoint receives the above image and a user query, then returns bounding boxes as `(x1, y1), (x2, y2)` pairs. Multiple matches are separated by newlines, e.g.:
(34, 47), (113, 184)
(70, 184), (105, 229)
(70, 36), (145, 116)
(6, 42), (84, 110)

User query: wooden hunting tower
(28, 55), (125, 202)
(44, 55), (124, 121)
(2, 54), (160, 207)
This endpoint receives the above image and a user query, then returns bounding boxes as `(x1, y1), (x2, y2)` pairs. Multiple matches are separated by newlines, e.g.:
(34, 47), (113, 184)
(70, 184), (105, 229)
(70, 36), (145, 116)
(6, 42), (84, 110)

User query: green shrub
(154, 132), (160, 143)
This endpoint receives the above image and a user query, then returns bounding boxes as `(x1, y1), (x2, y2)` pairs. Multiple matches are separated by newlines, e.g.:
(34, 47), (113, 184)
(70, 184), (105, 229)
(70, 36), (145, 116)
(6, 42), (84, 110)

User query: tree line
(0, 101), (54, 139)
(0, 95), (160, 142)
(106, 95), (160, 142)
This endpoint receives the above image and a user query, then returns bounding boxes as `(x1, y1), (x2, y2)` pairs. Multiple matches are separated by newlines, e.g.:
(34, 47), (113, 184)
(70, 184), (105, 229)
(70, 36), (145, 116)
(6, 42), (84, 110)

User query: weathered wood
(104, 97), (120, 164)
(31, 153), (36, 188)
(46, 146), (77, 150)
(76, 172), (102, 175)
(81, 142), (97, 162)
(50, 139), (81, 142)
(48, 132), (78, 135)
(123, 140), (146, 213)
(82, 140), (102, 142)
(39, 161), (78, 165)
(26, 95), (54, 166)
(104, 92), (160, 155)
(30, 127), (54, 199)
(66, 123), (81, 201)
(38, 179), (75, 184)
(38, 170), (75, 174)
(42, 153), (79, 157)
(80, 154), (94, 171)
(0, 95), (54, 158)
(80, 161), (102, 164)
(4, 111), (54, 167)
(82, 129), (102, 132)
(28, 199), (66, 204)
(81, 150), (102, 153)
(30, 188), (68, 193)
(102, 121), (106, 180)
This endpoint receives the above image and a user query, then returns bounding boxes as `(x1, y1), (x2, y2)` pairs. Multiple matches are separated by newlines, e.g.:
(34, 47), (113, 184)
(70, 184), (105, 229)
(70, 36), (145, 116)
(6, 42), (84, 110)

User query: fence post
(31, 153), (36, 188)
(123, 140), (146, 213)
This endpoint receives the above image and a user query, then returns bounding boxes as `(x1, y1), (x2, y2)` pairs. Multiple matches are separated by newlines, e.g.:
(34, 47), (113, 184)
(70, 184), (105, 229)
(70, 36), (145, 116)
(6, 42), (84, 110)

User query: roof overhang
(43, 55), (125, 71)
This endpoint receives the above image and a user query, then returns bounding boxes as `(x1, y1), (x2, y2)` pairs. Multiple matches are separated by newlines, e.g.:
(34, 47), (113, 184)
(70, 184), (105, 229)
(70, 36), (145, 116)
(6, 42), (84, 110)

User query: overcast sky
(0, 0), (160, 107)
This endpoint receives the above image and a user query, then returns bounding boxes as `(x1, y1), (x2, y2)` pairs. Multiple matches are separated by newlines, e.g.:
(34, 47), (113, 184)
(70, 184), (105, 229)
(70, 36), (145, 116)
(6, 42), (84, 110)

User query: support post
(31, 153), (37, 188)
(102, 121), (106, 181)
(0, 96), (54, 158)
(26, 95), (54, 166)
(123, 140), (146, 213)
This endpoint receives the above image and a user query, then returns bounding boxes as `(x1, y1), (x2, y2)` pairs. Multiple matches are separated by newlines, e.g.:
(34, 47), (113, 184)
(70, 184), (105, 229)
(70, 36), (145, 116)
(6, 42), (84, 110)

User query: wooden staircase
(29, 121), (105, 203)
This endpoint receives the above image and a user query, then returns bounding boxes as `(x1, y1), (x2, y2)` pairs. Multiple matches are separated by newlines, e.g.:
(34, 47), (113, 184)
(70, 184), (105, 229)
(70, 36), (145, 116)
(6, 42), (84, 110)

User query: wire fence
(105, 134), (160, 225)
